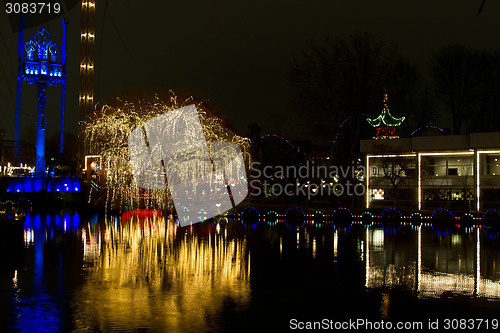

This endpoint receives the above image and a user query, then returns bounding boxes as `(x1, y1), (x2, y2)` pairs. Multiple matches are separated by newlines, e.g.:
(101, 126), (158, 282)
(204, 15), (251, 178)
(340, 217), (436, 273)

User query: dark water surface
(1, 211), (500, 332)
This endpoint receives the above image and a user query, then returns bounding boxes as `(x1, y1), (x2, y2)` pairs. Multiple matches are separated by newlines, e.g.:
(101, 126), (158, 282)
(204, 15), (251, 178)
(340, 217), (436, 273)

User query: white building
(361, 132), (500, 211)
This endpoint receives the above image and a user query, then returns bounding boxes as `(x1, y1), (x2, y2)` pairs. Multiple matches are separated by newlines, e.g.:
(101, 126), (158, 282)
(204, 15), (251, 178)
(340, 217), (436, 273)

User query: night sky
(1, 0), (500, 144)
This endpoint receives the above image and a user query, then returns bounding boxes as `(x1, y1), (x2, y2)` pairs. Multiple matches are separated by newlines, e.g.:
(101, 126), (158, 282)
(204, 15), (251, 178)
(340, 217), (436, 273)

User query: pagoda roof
(366, 93), (405, 127)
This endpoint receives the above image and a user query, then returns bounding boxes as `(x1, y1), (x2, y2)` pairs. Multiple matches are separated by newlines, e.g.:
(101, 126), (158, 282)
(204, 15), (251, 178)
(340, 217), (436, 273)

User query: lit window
(373, 189), (384, 200)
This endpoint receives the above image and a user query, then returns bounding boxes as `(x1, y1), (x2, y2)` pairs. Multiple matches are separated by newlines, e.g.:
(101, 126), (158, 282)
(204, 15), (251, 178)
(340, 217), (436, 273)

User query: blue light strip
(5, 178), (81, 193)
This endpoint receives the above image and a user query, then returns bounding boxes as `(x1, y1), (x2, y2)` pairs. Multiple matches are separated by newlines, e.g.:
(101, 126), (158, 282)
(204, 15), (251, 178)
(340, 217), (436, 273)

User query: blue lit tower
(21, 26), (65, 176)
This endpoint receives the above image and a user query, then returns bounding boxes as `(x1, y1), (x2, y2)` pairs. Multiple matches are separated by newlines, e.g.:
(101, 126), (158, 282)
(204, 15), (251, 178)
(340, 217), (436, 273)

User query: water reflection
(3, 212), (500, 331)
(76, 212), (251, 331)
(364, 225), (500, 299)
(6, 212), (81, 332)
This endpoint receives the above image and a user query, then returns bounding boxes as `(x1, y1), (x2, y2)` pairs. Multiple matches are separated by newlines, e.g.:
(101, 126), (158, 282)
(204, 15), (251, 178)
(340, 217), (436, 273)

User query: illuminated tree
(85, 94), (251, 211)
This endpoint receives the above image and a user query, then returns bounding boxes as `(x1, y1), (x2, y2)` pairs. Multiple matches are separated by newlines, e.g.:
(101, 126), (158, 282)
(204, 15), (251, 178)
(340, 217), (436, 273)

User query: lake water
(1, 210), (500, 332)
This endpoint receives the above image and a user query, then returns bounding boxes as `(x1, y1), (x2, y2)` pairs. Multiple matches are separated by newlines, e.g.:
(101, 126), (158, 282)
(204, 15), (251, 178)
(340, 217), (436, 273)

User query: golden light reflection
(76, 213), (251, 331)
(476, 228), (480, 295)
(381, 292), (390, 319)
(364, 227), (500, 299)
(296, 227), (300, 249)
(333, 230), (338, 258)
(417, 226), (421, 291)
(24, 229), (34, 245)
(279, 236), (282, 259)
(365, 228), (369, 288)
(312, 236), (317, 259)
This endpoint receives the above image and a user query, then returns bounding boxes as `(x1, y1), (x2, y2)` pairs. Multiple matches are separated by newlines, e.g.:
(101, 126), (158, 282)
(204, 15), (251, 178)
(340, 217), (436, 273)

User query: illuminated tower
(20, 27), (65, 176)
(79, 0), (95, 157)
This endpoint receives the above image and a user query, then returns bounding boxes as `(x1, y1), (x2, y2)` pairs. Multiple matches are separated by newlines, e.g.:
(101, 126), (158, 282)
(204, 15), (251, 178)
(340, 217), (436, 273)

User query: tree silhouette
(289, 32), (397, 165)
(431, 45), (481, 134)
(380, 156), (415, 211)
(390, 57), (438, 136)
(432, 45), (500, 134)
(478, 0), (487, 15)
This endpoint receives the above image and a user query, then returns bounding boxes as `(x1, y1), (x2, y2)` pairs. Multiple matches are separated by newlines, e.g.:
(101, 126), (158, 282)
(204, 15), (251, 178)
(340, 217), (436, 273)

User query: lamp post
(21, 27), (64, 177)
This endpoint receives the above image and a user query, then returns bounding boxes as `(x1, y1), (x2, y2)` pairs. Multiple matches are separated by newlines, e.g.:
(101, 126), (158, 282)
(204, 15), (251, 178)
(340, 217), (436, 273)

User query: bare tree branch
(478, 0), (487, 15)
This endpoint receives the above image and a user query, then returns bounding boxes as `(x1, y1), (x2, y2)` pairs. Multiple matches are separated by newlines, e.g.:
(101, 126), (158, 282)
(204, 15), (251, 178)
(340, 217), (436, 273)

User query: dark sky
(1, 0), (500, 144)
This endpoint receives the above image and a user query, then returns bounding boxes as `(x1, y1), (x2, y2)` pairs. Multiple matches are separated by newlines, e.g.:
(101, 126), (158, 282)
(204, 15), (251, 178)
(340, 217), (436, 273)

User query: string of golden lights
(84, 94), (251, 211)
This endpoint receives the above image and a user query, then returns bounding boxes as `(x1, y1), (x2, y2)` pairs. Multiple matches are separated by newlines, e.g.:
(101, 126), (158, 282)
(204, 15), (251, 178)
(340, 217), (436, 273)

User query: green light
(366, 93), (405, 128)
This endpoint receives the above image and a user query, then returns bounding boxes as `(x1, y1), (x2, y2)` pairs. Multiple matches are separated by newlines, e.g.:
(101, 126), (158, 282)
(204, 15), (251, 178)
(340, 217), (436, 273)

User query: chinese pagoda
(366, 92), (405, 139)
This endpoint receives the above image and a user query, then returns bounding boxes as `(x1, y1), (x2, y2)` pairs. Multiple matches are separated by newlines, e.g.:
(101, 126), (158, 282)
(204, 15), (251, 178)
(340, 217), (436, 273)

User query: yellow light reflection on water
(76, 214), (251, 331)
(364, 227), (500, 299)
(333, 230), (338, 258)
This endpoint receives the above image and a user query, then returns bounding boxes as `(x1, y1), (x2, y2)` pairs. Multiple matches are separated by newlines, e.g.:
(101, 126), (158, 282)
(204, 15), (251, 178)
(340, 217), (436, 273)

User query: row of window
(371, 188), (475, 201)
(371, 164), (500, 177)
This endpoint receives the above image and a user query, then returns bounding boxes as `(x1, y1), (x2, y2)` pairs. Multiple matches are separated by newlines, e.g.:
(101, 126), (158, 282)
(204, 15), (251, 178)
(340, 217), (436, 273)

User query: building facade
(361, 132), (500, 212)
